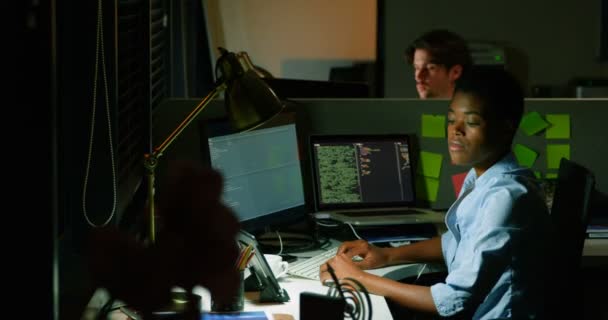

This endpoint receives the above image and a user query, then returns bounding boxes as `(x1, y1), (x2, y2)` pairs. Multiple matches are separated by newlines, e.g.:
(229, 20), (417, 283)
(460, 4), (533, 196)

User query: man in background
(405, 29), (473, 99)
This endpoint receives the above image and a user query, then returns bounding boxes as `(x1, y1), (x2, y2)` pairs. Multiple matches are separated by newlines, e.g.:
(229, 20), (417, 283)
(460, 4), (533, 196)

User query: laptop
(309, 133), (444, 226)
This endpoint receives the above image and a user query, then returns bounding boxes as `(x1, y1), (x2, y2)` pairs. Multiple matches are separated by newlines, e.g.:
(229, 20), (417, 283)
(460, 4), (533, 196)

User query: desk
(192, 261), (444, 320)
(82, 258), (434, 320)
(190, 238), (444, 320)
(82, 238), (607, 320)
(193, 276), (391, 319)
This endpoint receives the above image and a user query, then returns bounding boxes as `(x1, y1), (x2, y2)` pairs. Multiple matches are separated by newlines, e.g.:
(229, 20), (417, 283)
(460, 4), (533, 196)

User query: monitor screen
(309, 134), (416, 210)
(200, 115), (306, 232)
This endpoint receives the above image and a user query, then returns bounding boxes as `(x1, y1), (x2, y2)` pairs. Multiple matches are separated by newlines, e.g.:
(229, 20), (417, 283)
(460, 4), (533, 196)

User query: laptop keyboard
(287, 247), (338, 281)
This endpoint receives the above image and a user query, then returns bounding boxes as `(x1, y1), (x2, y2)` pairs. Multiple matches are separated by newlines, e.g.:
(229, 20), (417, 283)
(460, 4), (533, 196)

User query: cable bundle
(325, 277), (373, 320)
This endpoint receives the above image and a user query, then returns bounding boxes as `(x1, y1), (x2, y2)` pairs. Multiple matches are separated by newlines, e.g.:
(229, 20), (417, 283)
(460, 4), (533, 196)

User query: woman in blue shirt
(320, 67), (550, 319)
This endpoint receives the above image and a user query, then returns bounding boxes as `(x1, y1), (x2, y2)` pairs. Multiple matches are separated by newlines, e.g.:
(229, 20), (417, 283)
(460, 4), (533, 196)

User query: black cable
(258, 233), (331, 254)
(343, 277), (373, 320)
(326, 263), (356, 320)
(324, 275), (373, 320)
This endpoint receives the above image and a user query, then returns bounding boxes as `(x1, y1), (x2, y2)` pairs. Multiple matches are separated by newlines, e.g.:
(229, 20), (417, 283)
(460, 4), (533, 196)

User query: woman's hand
(319, 253), (367, 284)
(337, 240), (391, 270)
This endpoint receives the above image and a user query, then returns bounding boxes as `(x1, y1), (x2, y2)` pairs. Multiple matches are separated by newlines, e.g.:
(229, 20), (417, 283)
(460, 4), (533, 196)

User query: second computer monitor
(200, 114), (307, 232)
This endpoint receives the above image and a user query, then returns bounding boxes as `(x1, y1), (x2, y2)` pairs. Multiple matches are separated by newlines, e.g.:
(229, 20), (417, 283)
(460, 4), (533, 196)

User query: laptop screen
(310, 134), (416, 210)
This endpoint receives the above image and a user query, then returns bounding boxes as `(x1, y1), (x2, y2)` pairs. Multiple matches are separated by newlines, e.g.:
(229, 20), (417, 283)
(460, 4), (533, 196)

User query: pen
(236, 244), (253, 270)
(242, 245), (254, 269)
(240, 249), (255, 270)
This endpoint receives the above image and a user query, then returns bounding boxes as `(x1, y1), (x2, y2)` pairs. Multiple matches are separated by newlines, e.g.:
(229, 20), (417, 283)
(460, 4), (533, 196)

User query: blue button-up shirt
(430, 153), (550, 319)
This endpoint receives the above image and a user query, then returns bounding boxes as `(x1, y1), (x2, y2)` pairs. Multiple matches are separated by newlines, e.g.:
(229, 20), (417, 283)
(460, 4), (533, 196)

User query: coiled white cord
(275, 230), (284, 256)
(346, 223), (363, 240)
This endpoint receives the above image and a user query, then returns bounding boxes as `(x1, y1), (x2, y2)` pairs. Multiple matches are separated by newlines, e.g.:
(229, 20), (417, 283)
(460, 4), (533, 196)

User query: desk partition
(156, 98), (608, 211)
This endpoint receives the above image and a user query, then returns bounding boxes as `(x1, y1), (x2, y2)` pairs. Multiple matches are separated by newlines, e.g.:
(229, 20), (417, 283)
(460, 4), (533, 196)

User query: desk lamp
(143, 47), (284, 243)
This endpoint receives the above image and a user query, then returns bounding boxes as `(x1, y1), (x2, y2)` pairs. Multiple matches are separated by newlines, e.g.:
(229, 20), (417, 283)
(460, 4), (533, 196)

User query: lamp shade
(217, 49), (285, 131)
(226, 70), (284, 131)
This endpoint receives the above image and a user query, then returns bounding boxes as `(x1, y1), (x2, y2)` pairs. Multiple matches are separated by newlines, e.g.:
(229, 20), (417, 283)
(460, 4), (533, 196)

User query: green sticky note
(545, 114), (570, 139)
(421, 114), (446, 138)
(417, 151), (443, 178)
(546, 144), (570, 169)
(534, 171), (541, 179)
(415, 175), (440, 202)
(520, 111), (549, 136)
(546, 172), (558, 179)
(513, 143), (538, 168)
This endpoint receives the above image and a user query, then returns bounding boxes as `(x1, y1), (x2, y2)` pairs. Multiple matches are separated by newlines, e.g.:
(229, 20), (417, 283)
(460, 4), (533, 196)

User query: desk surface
(196, 237), (607, 320)
(215, 236), (605, 319)
(193, 262), (444, 320)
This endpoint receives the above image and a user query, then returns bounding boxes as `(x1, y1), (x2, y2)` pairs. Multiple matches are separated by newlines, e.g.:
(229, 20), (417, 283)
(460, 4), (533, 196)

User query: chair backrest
(544, 158), (595, 318)
(550, 159), (595, 267)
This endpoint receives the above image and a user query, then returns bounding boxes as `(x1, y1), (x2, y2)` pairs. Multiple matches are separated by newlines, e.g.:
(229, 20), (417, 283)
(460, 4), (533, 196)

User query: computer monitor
(199, 113), (307, 233)
(309, 134), (416, 211)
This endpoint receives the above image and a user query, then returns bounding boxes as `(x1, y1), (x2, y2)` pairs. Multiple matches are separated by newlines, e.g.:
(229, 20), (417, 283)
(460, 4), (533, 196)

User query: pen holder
(211, 270), (245, 312)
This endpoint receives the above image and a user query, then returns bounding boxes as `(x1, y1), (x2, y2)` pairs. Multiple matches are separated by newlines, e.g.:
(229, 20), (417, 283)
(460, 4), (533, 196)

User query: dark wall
(382, 0), (608, 98)
(602, 0), (608, 61)
(18, 0), (55, 318)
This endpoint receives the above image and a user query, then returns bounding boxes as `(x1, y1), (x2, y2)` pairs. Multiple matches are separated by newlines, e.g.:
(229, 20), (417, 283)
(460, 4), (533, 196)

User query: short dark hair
(405, 29), (473, 70)
(454, 67), (524, 131)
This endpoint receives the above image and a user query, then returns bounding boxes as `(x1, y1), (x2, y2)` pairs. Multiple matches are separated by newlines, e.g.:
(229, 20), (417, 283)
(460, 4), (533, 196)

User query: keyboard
(287, 247), (338, 281)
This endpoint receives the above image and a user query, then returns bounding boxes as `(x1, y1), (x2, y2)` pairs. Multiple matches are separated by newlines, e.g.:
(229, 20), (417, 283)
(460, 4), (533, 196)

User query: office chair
(543, 158), (596, 319)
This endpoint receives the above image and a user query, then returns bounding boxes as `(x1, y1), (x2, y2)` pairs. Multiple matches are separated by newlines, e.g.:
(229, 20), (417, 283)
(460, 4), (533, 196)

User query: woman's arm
(337, 236), (444, 269)
(384, 236), (444, 265)
(362, 273), (438, 314)
(320, 254), (439, 315)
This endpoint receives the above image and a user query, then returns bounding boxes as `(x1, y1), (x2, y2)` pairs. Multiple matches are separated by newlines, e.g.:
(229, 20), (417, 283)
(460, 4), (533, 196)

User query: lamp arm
(143, 82), (226, 243)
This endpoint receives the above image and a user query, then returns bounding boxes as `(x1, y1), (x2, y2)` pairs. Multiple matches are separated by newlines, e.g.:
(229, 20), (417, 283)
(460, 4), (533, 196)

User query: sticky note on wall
(520, 112), (549, 136)
(421, 114), (446, 138)
(545, 114), (570, 139)
(417, 151), (443, 178)
(546, 144), (570, 169)
(416, 175), (440, 202)
(513, 144), (538, 168)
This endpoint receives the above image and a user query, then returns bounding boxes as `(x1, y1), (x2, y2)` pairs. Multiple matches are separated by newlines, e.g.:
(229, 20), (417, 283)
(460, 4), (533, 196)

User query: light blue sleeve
(431, 185), (522, 316)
